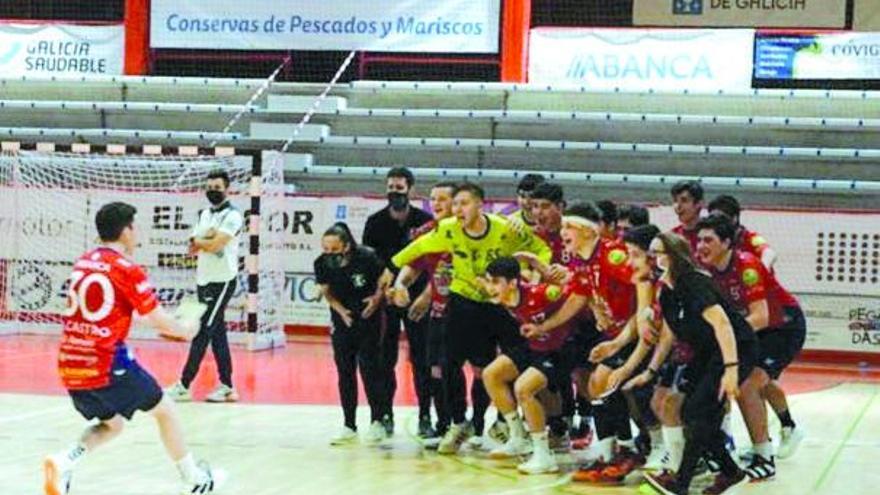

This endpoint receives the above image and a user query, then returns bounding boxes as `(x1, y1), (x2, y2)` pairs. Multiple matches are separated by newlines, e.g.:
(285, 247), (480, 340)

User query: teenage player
(697, 214), (806, 467)
(392, 182), (552, 454)
(669, 180), (704, 253)
(707, 194), (778, 271)
(507, 173), (545, 231)
(44, 202), (224, 495)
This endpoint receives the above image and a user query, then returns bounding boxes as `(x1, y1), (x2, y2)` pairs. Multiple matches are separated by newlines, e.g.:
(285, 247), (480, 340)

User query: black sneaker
(744, 454), (775, 482)
(382, 415), (395, 436)
(418, 416), (437, 438)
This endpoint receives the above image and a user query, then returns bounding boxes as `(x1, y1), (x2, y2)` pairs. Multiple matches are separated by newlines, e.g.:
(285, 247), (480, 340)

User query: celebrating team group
(314, 168), (807, 495)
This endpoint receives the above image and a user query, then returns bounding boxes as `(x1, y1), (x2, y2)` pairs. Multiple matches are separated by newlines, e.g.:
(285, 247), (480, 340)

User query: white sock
(62, 443), (87, 468)
(755, 441), (774, 460)
(649, 428), (663, 449)
(504, 411), (525, 440)
(175, 453), (201, 483)
(530, 431), (550, 456)
(662, 426), (685, 472)
(721, 413), (733, 436)
(592, 436), (615, 462)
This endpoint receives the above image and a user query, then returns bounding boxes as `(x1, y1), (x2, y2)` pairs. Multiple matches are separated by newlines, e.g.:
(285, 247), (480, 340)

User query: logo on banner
(848, 306), (880, 346)
(336, 205), (348, 220)
(674, 0), (703, 14)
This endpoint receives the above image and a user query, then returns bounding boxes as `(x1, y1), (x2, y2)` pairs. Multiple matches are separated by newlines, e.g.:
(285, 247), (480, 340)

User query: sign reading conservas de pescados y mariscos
(150, 0), (500, 53)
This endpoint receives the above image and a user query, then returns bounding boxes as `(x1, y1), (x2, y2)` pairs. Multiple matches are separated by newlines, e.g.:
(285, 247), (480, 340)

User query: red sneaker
(703, 470), (747, 495)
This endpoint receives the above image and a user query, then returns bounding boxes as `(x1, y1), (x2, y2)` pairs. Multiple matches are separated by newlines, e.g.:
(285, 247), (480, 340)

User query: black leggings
(332, 318), (384, 430)
(383, 307), (434, 420)
(181, 280), (236, 388)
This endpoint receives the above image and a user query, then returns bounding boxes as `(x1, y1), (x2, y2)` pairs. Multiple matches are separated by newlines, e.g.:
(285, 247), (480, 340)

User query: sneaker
(643, 448), (668, 472)
(381, 414), (395, 436)
(572, 428), (594, 450)
(330, 427), (358, 446)
(574, 450), (643, 484)
(364, 421), (387, 444)
(418, 417), (437, 439)
(549, 431), (572, 453)
(422, 437), (442, 450)
(777, 426), (804, 460)
(488, 436), (532, 460)
(465, 435), (489, 451)
(744, 454), (776, 482)
(644, 470), (684, 495)
(437, 422), (474, 455)
(165, 381), (192, 402)
(486, 419), (510, 444)
(205, 384), (239, 403)
(43, 454), (72, 495)
(738, 449), (755, 465)
(517, 451), (559, 475)
(182, 462), (227, 495)
(703, 470), (747, 495)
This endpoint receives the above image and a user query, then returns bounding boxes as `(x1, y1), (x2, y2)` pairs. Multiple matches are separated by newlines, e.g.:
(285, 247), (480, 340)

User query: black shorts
(427, 315), (447, 368)
(558, 320), (605, 374)
(658, 361), (693, 394)
(68, 361), (163, 421)
(447, 293), (522, 368)
(507, 346), (568, 392)
(601, 342), (637, 369)
(758, 306), (807, 380)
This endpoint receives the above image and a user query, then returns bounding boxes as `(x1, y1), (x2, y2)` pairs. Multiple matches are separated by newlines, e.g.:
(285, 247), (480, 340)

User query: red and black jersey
(509, 282), (574, 352)
(671, 224), (700, 255)
(408, 220), (452, 318)
(735, 226), (771, 261)
(536, 227), (570, 266)
(567, 238), (637, 337)
(707, 250), (799, 330)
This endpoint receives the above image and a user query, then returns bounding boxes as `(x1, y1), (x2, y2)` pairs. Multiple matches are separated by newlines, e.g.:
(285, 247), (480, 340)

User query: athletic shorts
(447, 294), (522, 368)
(658, 361), (693, 394)
(758, 306), (807, 380)
(68, 360), (163, 421)
(600, 342), (637, 369)
(507, 346), (568, 392)
(558, 320), (606, 374)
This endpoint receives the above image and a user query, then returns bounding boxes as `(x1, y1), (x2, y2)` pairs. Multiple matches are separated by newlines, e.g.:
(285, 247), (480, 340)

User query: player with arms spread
(44, 202), (225, 495)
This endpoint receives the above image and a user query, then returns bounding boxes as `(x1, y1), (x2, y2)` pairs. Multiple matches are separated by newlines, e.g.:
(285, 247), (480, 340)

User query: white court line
(0, 406), (68, 424)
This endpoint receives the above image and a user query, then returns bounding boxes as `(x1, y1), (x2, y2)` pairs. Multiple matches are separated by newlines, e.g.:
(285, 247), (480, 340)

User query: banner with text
(150, 0), (500, 53)
(633, 0), (846, 28)
(528, 28), (754, 92)
(755, 32), (880, 81)
(0, 23), (123, 77)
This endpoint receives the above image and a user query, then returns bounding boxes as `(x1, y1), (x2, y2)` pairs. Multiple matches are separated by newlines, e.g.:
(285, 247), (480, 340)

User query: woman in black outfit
(315, 223), (388, 445)
(644, 232), (757, 495)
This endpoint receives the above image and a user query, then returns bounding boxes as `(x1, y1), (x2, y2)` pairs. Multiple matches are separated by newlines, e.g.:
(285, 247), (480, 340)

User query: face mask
(206, 190), (226, 206)
(652, 266), (664, 280)
(324, 253), (345, 269)
(387, 192), (409, 212)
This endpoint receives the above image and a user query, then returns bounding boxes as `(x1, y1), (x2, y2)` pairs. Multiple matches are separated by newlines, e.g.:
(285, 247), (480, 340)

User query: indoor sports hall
(0, 1), (879, 494)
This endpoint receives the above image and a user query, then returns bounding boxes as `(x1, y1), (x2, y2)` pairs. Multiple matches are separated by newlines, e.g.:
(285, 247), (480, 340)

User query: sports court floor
(2, 334), (879, 494)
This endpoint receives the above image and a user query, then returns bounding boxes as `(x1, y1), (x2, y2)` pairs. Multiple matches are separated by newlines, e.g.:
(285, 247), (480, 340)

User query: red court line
(0, 334), (876, 404)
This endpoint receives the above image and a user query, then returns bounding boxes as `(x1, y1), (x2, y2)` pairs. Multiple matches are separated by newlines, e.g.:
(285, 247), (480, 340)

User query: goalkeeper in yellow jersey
(392, 182), (552, 454)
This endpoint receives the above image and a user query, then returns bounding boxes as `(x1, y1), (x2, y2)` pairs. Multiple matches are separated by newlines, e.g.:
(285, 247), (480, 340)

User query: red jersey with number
(672, 224), (700, 255)
(568, 239), (636, 337)
(58, 247), (159, 390)
(735, 226), (770, 261)
(409, 220), (452, 318)
(510, 282), (574, 352)
(536, 227), (570, 266)
(707, 250), (799, 330)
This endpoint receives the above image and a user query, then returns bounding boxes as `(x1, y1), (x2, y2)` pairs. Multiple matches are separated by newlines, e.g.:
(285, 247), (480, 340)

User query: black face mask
(387, 192), (409, 212)
(206, 190), (226, 206)
(324, 253), (345, 270)
(652, 266), (664, 280)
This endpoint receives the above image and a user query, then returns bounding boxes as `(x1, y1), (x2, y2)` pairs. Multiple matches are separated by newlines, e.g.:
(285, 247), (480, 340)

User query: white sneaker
(575, 437), (614, 465)
(330, 427), (358, 446)
(437, 422), (474, 455)
(165, 381), (192, 402)
(643, 447), (668, 471)
(364, 421), (387, 444)
(778, 426), (804, 460)
(181, 462), (227, 494)
(466, 435), (490, 451)
(43, 454), (72, 495)
(517, 451), (559, 475)
(487, 419), (510, 444)
(205, 384), (239, 403)
(489, 436), (532, 459)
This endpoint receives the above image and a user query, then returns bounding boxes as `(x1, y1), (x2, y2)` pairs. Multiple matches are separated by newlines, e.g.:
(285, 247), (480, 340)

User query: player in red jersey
(519, 203), (652, 479)
(390, 181), (457, 439)
(595, 200), (620, 240)
(697, 214), (807, 476)
(708, 194), (778, 271)
(44, 202), (225, 495)
(669, 180), (704, 254)
(481, 257), (575, 474)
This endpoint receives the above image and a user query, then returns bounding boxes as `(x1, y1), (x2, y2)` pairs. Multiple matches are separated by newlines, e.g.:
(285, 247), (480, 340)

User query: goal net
(0, 146), (285, 350)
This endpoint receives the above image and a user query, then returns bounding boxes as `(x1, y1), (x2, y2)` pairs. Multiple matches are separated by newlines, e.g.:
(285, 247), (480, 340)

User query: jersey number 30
(65, 271), (116, 322)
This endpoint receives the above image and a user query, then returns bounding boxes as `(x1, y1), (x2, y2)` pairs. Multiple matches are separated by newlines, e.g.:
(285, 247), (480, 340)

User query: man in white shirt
(167, 170), (243, 403)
